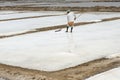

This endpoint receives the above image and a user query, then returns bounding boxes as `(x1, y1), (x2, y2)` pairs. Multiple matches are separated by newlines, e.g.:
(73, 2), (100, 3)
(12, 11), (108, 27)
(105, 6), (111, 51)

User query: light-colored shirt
(67, 12), (76, 22)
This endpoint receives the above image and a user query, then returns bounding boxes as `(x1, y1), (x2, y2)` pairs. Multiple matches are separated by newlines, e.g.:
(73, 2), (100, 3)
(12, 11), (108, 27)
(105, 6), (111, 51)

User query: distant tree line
(0, 0), (119, 2)
(0, 0), (18, 1)
(93, 0), (120, 1)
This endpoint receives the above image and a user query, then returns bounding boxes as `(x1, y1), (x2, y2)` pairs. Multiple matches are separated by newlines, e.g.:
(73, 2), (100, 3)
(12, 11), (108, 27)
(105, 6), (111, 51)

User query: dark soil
(0, 57), (120, 80)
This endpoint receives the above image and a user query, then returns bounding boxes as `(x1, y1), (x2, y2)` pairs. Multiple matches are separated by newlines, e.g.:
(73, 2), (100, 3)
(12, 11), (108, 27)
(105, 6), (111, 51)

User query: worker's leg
(66, 26), (69, 32)
(71, 27), (73, 33)
(67, 22), (74, 32)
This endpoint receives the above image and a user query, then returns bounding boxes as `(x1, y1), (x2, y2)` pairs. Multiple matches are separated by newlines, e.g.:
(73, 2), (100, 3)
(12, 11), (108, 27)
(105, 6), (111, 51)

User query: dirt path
(0, 14), (63, 22)
(0, 11), (27, 15)
(50, 57), (120, 80)
(0, 57), (120, 80)
(0, 17), (120, 39)
(0, 11), (82, 22)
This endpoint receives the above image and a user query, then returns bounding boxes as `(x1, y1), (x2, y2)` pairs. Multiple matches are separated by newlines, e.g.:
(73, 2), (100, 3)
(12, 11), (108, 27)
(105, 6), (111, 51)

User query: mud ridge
(50, 58), (120, 80)
(0, 6), (120, 12)
(0, 57), (120, 80)
(0, 14), (64, 22)
(0, 17), (120, 39)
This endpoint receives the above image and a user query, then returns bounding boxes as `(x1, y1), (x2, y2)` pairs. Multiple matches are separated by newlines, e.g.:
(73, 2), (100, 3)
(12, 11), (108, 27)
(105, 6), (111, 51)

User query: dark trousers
(66, 26), (73, 32)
